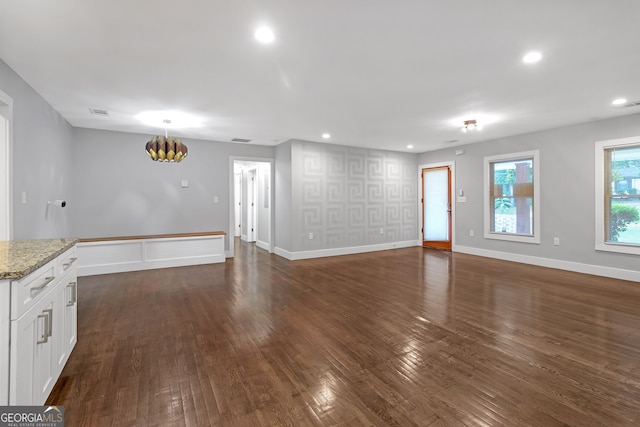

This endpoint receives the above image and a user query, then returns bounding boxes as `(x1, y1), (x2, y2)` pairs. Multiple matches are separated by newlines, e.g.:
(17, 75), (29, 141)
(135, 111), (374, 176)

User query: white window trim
(484, 150), (540, 244)
(595, 135), (640, 255)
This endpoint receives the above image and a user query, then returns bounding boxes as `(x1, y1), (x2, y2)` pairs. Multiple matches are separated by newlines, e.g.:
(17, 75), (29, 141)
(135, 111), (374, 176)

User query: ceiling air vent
(231, 138), (251, 143)
(89, 108), (110, 116)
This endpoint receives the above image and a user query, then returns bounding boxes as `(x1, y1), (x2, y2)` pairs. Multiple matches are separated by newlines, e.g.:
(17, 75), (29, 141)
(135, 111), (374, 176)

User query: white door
(234, 172), (242, 237)
(246, 169), (257, 242)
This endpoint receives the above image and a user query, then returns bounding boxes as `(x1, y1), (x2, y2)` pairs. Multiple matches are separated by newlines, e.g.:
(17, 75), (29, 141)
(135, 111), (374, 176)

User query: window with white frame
(484, 150), (540, 243)
(595, 136), (640, 255)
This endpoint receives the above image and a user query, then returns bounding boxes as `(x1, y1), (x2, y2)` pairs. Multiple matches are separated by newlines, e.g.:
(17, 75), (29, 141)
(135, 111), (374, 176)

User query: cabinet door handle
(43, 309), (53, 338)
(67, 282), (77, 306)
(37, 312), (49, 344)
(63, 257), (78, 270)
(31, 276), (56, 294)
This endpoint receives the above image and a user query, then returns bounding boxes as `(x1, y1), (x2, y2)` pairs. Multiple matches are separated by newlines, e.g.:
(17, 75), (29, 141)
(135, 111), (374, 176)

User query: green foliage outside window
(610, 204), (640, 241)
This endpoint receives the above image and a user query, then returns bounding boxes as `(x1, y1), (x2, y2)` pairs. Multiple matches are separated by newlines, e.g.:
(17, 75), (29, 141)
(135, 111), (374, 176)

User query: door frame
(228, 156), (275, 258)
(418, 161), (456, 251)
(0, 89), (13, 241)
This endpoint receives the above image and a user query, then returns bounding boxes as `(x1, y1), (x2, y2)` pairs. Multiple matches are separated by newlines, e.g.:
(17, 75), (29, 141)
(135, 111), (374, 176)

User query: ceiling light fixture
(136, 111), (202, 129)
(407, 145), (414, 149)
(322, 133), (331, 139)
(612, 98), (628, 106)
(522, 51), (543, 64)
(145, 119), (188, 163)
(254, 26), (275, 44)
(462, 119), (480, 133)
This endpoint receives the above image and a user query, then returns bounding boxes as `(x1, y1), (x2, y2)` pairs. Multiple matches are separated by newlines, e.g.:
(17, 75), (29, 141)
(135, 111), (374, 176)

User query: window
(484, 150), (540, 243)
(595, 136), (640, 255)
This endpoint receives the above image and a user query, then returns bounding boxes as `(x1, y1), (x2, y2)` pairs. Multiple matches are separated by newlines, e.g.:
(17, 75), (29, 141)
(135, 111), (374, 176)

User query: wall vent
(89, 108), (110, 116)
(231, 138), (251, 143)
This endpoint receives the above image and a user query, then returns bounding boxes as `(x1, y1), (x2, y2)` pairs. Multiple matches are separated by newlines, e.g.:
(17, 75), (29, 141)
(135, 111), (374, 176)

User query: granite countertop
(0, 238), (78, 280)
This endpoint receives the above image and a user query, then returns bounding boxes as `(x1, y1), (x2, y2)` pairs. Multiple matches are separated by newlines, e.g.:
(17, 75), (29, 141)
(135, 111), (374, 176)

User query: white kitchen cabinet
(54, 260), (77, 374)
(4, 244), (78, 405)
(10, 286), (58, 405)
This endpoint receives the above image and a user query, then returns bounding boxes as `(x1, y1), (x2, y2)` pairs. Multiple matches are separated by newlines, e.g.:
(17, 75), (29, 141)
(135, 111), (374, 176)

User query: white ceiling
(1, 1), (639, 152)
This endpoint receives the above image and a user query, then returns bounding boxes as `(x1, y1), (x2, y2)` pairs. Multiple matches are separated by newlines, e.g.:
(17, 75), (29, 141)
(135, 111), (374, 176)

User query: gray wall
(71, 128), (274, 250)
(275, 141), (292, 251)
(419, 112), (640, 273)
(288, 140), (418, 252)
(0, 59), (74, 239)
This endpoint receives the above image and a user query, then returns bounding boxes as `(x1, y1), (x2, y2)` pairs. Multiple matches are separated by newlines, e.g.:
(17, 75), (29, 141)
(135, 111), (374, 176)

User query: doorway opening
(229, 158), (274, 257)
(421, 162), (455, 250)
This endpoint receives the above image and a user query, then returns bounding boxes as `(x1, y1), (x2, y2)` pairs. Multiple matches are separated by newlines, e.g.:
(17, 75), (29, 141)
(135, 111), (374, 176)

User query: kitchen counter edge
(0, 239), (79, 281)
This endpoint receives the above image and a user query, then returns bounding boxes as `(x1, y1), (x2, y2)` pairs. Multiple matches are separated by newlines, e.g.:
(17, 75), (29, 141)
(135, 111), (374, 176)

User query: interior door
(234, 172), (242, 237)
(246, 169), (257, 242)
(422, 166), (452, 250)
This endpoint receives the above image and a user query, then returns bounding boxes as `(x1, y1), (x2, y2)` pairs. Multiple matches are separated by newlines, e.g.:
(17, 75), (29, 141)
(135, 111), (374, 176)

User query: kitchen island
(0, 238), (78, 405)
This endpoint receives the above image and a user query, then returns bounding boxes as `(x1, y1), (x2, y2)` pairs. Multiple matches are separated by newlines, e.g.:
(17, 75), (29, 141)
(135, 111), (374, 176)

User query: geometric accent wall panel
(294, 141), (418, 251)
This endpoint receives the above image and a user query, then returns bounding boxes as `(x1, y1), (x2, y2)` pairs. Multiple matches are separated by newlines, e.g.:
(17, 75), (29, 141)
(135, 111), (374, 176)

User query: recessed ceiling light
(522, 51), (543, 64)
(407, 145), (414, 149)
(612, 98), (628, 106)
(322, 133), (331, 139)
(254, 27), (275, 44)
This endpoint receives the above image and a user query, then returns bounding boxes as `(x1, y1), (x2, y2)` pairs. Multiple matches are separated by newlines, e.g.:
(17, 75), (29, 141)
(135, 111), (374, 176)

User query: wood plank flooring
(47, 242), (640, 426)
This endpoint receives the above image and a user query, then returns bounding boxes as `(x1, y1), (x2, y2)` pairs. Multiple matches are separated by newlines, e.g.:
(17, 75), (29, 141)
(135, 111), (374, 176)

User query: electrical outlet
(309, 232), (313, 240)
(21, 191), (27, 204)
(379, 228), (384, 235)
(469, 229), (474, 237)
(553, 237), (560, 246)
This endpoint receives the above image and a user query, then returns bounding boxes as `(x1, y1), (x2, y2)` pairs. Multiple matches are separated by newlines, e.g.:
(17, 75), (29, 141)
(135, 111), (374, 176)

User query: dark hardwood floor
(47, 242), (640, 426)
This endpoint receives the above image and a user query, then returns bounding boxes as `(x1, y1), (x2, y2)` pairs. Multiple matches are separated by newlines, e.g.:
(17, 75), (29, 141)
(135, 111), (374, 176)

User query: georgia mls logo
(44, 406), (64, 419)
(0, 405), (64, 427)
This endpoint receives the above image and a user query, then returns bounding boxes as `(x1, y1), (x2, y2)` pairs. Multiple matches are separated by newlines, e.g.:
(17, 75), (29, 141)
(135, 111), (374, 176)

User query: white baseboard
(455, 245), (640, 282)
(77, 235), (226, 277)
(256, 240), (271, 252)
(274, 240), (420, 261)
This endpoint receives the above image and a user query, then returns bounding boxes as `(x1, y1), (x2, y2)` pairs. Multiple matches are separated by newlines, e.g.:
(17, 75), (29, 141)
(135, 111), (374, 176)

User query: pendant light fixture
(462, 119), (480, 133)
(145, 119), (188, 163)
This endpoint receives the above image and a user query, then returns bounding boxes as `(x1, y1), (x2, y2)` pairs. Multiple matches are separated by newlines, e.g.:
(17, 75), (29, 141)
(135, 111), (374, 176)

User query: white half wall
(77, 234), (226, 276)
